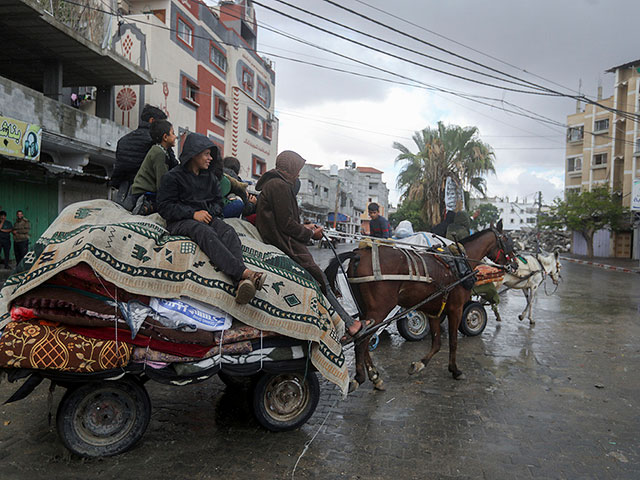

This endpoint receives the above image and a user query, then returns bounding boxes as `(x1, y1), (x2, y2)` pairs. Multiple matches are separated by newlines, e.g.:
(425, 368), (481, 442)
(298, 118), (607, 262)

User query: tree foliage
(471, 203), (500, 230)
(539, 188), (628, 258)
(388, 200), (430, 232)
(394, 121), (495, 226)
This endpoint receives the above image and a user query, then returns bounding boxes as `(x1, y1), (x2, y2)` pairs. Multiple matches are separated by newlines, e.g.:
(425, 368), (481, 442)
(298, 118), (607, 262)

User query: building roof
(0, 0), (152, 90)
(356, 166), (384, 174)
(605, 59), (640, 73)
(306, 163), (323, 168)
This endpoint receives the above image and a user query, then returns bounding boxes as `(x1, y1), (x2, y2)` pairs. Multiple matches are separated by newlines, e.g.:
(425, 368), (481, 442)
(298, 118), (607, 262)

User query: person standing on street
(0, 211), (13, 269)
(12, 210), (30, 265)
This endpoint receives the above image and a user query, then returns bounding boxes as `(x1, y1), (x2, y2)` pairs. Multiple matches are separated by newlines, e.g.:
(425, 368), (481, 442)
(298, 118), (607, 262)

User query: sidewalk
(560, 252), (640, 274)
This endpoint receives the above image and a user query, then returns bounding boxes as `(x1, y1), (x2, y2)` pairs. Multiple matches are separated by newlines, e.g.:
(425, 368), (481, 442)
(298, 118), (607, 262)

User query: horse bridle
(489, 227), (517, 272)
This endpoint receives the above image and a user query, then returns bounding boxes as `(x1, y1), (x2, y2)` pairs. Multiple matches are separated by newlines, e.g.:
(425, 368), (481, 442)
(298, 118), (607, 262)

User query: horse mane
(459, 228), (492, 244)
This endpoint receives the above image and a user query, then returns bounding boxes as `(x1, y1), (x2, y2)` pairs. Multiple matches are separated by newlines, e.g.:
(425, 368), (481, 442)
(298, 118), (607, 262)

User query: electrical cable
(254, 0), (557, 96)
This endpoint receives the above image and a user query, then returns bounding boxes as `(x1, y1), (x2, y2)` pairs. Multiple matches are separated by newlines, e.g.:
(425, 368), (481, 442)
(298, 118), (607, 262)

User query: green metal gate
(0, 176), (58, 262)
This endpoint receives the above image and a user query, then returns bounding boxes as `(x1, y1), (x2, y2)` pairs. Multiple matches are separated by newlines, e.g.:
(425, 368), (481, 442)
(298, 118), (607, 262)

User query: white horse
(499, 251), (561, 325)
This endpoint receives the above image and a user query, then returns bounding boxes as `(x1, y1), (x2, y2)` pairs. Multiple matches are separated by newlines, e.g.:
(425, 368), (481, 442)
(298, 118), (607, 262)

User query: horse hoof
(518, 315), (523, 321)
(408, 361), (424, 375)
(348, 379), (360, 393)
(453, 371), (466, 380)
(529, 320), (536, 326)
(373, 379), (386, 391)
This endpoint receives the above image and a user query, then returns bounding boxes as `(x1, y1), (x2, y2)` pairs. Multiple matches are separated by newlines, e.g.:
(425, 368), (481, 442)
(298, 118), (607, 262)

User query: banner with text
(0, 116), (42, 162)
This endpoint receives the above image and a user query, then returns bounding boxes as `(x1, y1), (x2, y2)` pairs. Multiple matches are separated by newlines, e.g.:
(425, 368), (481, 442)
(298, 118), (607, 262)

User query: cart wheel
(218, 371), (259, 391)
(56, 378), (151, 458)
(253, 371), (320, 432)
(397, 310), (430, 341)
(459, 301), (488, 336)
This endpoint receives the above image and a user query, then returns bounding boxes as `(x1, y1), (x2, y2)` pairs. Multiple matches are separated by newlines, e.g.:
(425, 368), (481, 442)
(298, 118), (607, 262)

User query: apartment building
(469, 197), (538, 232)
(0, 0), (151, 255)
(114, 0), (278, 180)
(296, 161), (389, 236)
(564, 59), (640, 258)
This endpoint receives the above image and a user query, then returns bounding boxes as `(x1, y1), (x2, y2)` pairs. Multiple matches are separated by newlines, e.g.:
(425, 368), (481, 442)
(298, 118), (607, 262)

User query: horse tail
(324, 250), (358, 289)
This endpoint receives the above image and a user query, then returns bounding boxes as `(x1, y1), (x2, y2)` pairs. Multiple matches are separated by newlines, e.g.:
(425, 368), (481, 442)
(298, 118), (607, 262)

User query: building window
(567, 126), (584, 142)
(252, 155), (266, 178)
(593, 153), (607, 167)
(177, 16), (194, 49)
(594, 118), (609, 132)
(567, 157), (582, 173)
(263, 120), (272, 140)
(182, 77), (199, 106)
(210, 43), (227, 73)
(257, 79), (268, 105)
(214, 96), (227, 121)
(527, 217), (536, 223)
(242, 67), (254, 93)
(247, 110), (260, 132)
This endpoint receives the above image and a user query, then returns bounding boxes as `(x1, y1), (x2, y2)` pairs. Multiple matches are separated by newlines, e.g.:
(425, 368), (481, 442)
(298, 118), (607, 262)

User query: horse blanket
(0, 200), (348, 393)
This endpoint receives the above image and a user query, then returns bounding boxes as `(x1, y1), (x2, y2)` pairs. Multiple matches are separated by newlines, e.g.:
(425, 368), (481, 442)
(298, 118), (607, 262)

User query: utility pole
(535, 191), (542, 253)
(333, 179), (340, 230)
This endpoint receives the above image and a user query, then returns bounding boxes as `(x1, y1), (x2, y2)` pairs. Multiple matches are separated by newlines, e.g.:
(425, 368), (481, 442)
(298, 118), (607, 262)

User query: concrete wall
(0, 75), (128, 170)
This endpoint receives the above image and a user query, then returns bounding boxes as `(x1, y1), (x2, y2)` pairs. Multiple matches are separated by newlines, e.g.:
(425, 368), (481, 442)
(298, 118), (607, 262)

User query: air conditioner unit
(266, 113), (275, 123)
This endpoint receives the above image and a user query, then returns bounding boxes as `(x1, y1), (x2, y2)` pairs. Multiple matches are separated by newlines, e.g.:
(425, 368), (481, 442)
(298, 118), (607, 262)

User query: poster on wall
(0, 116), (42, 162)
(632, 178), (640, 212)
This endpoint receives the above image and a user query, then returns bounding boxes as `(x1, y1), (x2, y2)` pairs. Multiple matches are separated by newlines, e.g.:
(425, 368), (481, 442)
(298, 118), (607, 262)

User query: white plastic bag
(150, 297), (232, 331)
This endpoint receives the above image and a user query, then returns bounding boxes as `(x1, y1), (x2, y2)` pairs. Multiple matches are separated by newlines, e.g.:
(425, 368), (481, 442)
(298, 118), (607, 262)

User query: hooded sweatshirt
(157, 133), (223, 223)
(255, 151), (314, 263)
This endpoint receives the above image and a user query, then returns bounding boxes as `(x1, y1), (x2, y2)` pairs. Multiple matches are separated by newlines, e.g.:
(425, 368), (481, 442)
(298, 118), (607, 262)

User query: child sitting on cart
(157, 132), (266, 304)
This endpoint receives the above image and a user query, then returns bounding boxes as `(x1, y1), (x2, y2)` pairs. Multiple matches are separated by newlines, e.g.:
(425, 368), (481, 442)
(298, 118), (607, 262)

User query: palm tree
(394, 121), (495, 225)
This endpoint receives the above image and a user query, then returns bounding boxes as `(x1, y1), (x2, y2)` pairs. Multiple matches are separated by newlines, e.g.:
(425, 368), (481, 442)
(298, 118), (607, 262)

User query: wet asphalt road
(0, 243), (639, 479)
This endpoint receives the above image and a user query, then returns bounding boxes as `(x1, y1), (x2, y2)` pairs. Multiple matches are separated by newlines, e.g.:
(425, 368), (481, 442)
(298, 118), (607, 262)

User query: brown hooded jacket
(255, 151), (324, 283)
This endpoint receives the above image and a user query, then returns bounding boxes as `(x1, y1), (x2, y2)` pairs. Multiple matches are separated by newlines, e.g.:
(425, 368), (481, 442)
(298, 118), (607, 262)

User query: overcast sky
(247, 0), (638, 207)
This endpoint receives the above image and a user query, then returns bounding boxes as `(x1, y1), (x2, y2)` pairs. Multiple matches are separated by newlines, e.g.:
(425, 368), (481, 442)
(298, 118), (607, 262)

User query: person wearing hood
(157, 133), (266, 304)
(112, 104), (178, 190)
(255, 150), (369, 339)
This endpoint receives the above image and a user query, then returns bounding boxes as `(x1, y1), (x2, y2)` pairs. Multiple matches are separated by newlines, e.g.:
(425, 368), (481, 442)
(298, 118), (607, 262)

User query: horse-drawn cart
(3, 342), (320, 457)
(0, 201), (349, 457)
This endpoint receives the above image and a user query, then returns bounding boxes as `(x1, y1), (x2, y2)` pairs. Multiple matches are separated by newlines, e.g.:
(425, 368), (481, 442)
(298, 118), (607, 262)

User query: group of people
(111, 105), (367, 338)
(0, 210), (30, 269)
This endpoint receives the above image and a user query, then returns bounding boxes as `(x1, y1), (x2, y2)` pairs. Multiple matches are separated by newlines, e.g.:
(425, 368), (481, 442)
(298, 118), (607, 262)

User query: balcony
(0, 0), (152, 92)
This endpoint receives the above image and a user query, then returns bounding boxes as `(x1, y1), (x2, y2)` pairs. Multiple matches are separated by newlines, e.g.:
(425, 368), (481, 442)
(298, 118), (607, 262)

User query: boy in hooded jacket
(157, 133), (265, 304)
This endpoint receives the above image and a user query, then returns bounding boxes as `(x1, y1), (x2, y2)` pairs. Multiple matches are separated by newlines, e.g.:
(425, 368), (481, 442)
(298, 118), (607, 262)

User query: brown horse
(326, 221), (516, 392)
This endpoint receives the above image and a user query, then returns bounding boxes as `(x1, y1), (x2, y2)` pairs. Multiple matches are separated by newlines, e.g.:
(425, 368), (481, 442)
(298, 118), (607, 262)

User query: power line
(254, 0), (556, 96)
(351, 0), (584, 96)
(320, 0), (640, 124)
(267, 0), (555, 95)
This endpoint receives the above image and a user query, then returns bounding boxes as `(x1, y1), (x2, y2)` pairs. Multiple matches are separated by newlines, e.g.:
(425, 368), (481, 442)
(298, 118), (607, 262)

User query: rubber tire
(218, 371), (259, 391)
(56, 378), (151, 458)
(252, 371), (320, 432)
(459, 301), (488, 337)
(397, 310), (431, 342)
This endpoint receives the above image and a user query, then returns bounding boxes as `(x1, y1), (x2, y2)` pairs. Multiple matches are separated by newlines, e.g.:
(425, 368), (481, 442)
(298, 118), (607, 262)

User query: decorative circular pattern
(116, 88), (137, 111)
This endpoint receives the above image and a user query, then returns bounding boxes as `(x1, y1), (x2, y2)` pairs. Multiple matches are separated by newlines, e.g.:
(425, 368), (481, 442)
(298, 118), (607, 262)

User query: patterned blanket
(0, 200), (348, 393)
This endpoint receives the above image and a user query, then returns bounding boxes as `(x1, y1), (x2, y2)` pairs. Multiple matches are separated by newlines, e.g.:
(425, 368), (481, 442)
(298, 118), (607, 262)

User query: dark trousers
(14, 240), (29, 265)
(168, 218), (246, 282)
(293, 248), (356, 328)
(0, 240), (10, 268)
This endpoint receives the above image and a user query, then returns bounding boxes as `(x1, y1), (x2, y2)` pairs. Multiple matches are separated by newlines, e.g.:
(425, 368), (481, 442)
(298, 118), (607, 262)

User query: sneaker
(235, 278), (256, 304)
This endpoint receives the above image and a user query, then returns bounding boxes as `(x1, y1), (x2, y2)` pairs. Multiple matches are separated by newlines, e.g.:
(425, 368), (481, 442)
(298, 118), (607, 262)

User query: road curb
(559, 256), (640, 274)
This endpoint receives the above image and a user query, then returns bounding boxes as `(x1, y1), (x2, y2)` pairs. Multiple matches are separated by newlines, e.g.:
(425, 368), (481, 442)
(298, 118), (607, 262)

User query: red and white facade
(113, 0), (277, 179)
